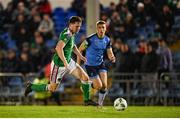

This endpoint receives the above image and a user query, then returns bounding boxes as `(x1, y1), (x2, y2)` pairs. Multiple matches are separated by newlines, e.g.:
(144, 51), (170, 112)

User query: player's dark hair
(96, 20), (106, 26)
(69, 16), (82, 24)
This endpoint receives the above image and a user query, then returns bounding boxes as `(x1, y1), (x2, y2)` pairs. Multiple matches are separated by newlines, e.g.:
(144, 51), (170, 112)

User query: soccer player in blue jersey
(77, 20), (116, 106)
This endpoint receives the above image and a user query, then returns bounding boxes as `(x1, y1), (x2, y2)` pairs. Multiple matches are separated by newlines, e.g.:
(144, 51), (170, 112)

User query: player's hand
(80, 55), (87, 63)
(110, 56), (116, 63)
(64, 62), (69, 69)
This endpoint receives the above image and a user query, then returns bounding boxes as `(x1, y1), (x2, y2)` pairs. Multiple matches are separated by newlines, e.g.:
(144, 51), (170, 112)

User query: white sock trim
(81, 80), (92, 84)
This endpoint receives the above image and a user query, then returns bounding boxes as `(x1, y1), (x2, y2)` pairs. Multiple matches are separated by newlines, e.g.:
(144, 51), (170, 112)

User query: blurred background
(0, 0), (180, 106)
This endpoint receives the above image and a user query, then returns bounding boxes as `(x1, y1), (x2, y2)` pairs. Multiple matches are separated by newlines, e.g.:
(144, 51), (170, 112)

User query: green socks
(31, 84), (47, 92)
(30, 82), (90, 101)
(81, 82), (90, 101)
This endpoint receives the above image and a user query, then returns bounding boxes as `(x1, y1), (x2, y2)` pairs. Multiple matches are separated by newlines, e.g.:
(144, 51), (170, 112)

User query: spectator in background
(30, 31), (47, 71)
(3, 49), (19, 73)
(126, 0), (137, 15)
(21, 42), (34, 63)
(115, 42), (135, 92)
(40, 48), (54, 69)
(116, 0), (127, 14)
(21, 42), (30, 53)
(143, 0), (158, 21)
(107, 2), (116, 17)
(113, 39), (122, 72)
(125, 10), (136, 38)
(118, 43), (135, 73)
(11, 0), (29, 10)
(12, 14), (30, 50)
(134, 40), (147, 72)
(28, 5), (39, 20)
(140, 41), (160, 97)
(153, 0), (167, 10)
(100, 12), (110, 26)
(38, 0), (52, 16)
(110, 16), (127, 40)
(119, 5), (130, 23)
(0, 50), (5, 72)
(28, 13), (41, 38)
(157, 39), (173, 78)
(71, 0), (86, 18)
(117, 5), (136, 39)
(109, 11), (122, 39)
(140, 41), (160, 73)
(38, 14), (54, 39)
(1, 2), (14, 32)
(18, 51), (34, 75)
(27, 0), (38, 10)
(135, 2), (147, 27)
(157, 5), (174, 40)
(100, 12), (111, 34)
(12, 2), (30, 21)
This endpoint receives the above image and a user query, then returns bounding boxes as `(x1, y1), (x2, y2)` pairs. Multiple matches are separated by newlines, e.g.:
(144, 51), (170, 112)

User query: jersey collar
(96, 33), (104, 39)
(67, 28), (74, 37)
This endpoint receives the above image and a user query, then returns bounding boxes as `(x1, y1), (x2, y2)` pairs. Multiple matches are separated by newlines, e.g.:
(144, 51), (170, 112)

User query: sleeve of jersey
(107, 38), (112, 49)
(82, 37), (91, 48)
(86, 37), (91, 46)
(59, 33), (69, 44)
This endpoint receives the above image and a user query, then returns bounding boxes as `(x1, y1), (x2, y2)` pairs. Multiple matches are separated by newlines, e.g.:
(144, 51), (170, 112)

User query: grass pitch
(0, 106), (179, 118)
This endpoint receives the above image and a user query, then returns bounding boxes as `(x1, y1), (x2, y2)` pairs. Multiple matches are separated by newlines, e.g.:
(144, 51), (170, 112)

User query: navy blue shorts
(85, 62), (107, 79)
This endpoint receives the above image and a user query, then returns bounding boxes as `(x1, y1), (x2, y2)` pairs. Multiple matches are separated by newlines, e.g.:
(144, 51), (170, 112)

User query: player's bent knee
(48, 83), (58, 92)
(98, 84), (103, 90)
(93, 83), (102, 90)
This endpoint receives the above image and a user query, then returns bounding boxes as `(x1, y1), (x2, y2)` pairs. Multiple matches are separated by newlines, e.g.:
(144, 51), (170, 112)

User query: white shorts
(50, 59), (77, 83)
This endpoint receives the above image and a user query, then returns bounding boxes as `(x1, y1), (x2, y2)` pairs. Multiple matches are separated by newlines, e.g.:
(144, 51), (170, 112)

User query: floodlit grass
(0, 106), (179, 118)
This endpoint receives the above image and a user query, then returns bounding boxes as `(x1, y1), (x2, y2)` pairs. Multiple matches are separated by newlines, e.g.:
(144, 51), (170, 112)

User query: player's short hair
(96, 20), (106, 26)
(69, 16), (82, 24)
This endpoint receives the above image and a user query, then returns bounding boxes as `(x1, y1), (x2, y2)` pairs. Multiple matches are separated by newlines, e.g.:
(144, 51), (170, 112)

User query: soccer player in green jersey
(24, 16), (98, 106)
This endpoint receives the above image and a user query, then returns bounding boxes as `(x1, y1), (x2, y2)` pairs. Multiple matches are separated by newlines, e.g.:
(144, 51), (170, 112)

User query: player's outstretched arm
(73, 45), (87, 63)
(55, 41), (69, 68)
(107, 48), (116, 63)
(77, 41), (88, 64)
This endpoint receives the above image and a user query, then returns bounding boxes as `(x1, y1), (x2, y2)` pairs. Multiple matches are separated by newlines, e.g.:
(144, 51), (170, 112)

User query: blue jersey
(85, 33), (111, 66)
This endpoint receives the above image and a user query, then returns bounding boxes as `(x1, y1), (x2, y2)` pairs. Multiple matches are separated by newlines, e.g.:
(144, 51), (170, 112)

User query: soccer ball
(114, 98), (127, 111)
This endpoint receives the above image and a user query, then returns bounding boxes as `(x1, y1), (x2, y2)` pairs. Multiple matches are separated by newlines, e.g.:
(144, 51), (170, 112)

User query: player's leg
(68, 59), (90, 102)
(91, 76), (102, 90)
(46, 63), (66, 92)
(24, 62), (64, 96)
(24, 81), (48, 97)
(70, 62), (98, 106)
(71, 64), (89, 100)
(82, 65), (103, 105)
(84, 65), (103, 90)
(98, 70), (108, 106)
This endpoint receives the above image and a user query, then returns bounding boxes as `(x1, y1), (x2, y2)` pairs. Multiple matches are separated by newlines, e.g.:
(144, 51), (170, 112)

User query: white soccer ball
(114, 98), (127, 111)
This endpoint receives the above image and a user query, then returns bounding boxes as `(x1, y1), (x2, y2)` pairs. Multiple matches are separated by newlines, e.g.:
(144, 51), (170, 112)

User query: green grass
(0, 106), (179, 118)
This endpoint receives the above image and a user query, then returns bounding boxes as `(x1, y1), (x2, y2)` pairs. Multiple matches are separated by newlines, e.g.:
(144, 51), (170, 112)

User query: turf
(0, 106), (179, 118)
